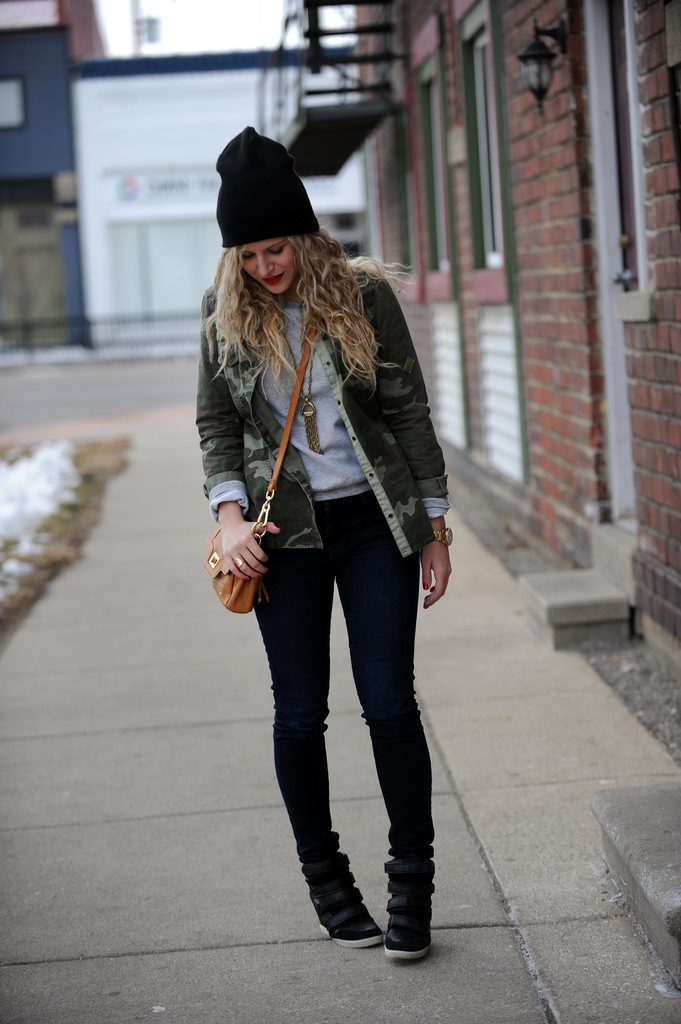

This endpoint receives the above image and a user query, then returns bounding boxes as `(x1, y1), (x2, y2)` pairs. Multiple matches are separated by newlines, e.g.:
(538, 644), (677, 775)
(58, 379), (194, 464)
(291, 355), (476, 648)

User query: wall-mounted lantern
(517, 18), (567, 112)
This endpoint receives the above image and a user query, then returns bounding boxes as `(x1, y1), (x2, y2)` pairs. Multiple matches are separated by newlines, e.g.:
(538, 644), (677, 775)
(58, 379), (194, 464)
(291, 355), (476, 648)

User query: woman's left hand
(420, 539), (452, 609)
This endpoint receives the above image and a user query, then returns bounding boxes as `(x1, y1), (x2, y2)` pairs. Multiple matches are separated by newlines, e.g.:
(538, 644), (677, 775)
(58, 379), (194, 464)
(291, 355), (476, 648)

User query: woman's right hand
(217, 500), (280, 579)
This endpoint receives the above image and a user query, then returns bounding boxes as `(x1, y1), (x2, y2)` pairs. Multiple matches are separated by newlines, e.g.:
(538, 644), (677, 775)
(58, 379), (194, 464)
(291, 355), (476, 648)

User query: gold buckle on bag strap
(251, 489), (275, 544)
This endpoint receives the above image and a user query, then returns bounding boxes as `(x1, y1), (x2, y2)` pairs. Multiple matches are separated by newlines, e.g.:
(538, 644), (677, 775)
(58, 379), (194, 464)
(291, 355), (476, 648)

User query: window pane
(421, 70), (449, 272)
(473, 33), (503, 269)
(0, 79), (24, 129)
(429, 77), (450, 271)
(110, 224), (145, 316)
(147, 220), (220, 316)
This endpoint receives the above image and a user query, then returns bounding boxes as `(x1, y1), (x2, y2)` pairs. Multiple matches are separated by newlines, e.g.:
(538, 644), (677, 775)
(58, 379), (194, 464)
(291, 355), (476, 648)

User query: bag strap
(250, 323), (318, 541)
(267, 323), (316, 494)
(205, 324), (319, 568)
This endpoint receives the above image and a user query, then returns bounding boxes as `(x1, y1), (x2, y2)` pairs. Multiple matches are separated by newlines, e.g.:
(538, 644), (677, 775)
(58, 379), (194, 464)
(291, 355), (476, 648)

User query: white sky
(94, 0), (287, 56)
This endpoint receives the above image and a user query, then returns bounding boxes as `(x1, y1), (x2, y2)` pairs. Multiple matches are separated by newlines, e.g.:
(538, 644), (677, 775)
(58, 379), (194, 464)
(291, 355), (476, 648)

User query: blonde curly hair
(206, 227), (399, 389)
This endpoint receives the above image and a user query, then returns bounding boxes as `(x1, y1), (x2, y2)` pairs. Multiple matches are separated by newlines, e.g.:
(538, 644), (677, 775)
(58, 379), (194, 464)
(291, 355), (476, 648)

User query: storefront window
(110, 220), (218, 317)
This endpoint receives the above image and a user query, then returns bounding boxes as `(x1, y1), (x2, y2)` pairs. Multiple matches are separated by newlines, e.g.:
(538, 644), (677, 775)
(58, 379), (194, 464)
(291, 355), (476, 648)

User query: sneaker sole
(319, 925), (383, 948)
(384, 944), (430, 960)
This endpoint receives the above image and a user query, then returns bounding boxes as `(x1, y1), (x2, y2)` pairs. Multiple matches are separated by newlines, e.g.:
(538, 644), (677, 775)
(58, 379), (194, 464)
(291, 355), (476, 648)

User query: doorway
(585, 0), (643, 527)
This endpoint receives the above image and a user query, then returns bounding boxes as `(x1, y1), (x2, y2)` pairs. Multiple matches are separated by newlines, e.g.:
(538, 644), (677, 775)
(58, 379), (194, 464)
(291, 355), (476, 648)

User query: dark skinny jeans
(255, 490), (434, 864)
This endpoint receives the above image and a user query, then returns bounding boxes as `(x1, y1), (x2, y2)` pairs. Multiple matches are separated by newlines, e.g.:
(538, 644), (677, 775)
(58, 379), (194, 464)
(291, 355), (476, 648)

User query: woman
(197, 127), (452, 960)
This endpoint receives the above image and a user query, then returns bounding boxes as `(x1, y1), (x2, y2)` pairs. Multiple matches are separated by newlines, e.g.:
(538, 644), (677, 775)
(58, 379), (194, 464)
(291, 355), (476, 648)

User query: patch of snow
(0, 440), (80, 595)
(13, 535), (47, 557)
(2, 558), (34, 577)
(655, 981), (681, 998)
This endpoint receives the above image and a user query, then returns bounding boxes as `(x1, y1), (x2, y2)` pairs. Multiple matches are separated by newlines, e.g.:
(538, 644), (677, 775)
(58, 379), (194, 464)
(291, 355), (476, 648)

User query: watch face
(446, 527), (453, 545)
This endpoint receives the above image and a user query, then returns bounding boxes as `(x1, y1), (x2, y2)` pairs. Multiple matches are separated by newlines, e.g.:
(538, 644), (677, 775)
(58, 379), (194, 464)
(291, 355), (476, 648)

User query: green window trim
(395, 108), (415, 270)
(419, 57), (449, 273)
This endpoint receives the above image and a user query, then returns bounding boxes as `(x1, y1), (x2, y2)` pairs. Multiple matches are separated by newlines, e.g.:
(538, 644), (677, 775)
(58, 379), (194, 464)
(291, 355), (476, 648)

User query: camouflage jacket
(196, 276), (448, 557)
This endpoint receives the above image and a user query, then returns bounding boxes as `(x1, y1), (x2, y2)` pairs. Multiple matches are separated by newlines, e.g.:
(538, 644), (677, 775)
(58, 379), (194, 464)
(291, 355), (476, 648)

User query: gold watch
(433, 526), (453, 546)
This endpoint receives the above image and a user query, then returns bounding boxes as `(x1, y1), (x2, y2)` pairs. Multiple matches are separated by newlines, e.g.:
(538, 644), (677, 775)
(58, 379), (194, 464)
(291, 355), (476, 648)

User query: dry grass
(0, 438), (129, 650)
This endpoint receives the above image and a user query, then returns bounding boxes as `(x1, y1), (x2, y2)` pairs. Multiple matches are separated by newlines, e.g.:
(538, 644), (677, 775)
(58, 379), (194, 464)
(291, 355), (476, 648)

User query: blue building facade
(0, 27), (86, 345)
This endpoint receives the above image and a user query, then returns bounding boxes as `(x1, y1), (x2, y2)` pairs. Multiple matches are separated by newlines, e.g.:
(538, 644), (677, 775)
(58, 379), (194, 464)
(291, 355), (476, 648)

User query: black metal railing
(0, 314), (200, 356)
(259, 1), (399, 175)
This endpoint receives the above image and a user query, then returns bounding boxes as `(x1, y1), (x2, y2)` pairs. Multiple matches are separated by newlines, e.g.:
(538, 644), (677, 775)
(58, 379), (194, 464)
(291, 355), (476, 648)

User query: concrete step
(518, 568), (630, 650)
(591, 522), (637, 605)
(590, 785), (681, 987)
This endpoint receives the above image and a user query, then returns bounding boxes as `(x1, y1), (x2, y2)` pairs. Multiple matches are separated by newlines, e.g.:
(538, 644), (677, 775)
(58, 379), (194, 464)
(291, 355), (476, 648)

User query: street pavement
(1, 392), (681, 1024)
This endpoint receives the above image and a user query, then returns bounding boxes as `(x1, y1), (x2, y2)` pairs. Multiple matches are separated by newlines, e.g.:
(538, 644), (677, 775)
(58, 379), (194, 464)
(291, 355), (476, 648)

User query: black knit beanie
(215, 127), (319, 248)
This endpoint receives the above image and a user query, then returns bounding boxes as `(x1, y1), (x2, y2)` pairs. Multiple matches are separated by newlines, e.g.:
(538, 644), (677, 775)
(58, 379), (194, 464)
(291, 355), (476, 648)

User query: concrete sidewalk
(1, 404), (680, 1024)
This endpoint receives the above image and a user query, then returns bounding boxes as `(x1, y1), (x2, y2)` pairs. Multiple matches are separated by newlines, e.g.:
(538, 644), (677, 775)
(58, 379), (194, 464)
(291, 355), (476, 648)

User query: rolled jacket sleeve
(208, 481), (250, 521)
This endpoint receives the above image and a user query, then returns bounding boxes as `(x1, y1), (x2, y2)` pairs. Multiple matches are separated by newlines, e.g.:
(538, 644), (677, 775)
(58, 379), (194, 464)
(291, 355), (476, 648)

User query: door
(585, 0), (642, 526)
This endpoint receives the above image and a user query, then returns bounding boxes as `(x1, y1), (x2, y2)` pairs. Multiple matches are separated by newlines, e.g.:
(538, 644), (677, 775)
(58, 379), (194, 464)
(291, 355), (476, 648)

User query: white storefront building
(73, 52), (366, 340)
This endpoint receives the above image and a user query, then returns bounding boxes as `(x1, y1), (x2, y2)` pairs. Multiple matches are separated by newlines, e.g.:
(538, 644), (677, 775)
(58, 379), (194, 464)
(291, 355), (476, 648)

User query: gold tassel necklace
(285, 333), (324, 455)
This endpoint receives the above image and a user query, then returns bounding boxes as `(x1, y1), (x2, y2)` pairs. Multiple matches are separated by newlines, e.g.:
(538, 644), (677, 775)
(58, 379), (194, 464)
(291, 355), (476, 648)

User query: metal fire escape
(259, 1), (401, 176)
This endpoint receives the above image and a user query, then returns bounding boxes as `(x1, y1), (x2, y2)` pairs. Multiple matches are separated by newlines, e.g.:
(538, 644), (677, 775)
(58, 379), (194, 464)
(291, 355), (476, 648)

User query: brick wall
(391, 0), (609, 567)
(500, 1), (607, 565)
(370, 0), (680, 645)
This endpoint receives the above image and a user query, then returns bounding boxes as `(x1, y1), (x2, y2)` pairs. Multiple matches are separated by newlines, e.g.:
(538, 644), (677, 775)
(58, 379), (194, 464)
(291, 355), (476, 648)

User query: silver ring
(234, 556), (244, 568)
